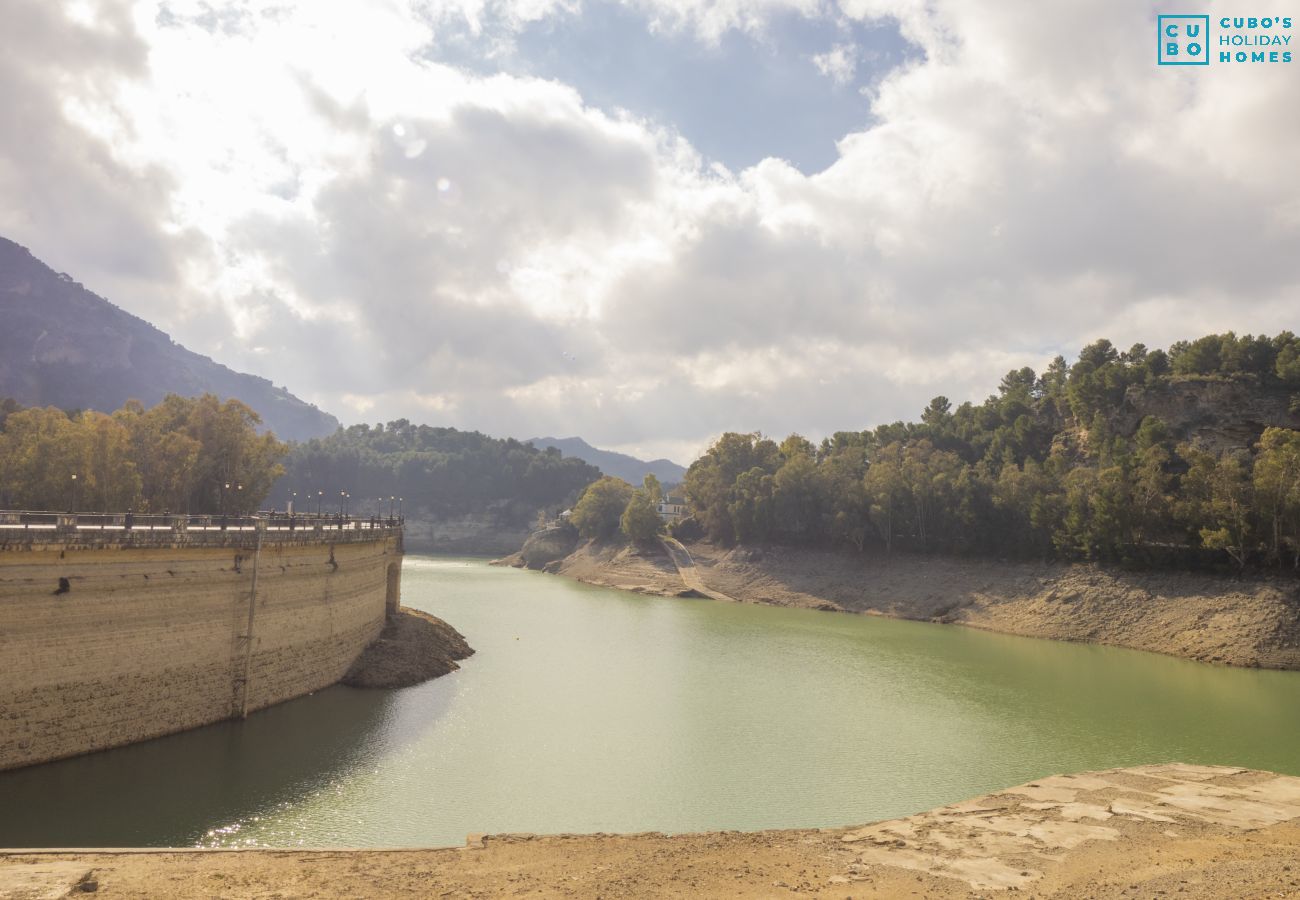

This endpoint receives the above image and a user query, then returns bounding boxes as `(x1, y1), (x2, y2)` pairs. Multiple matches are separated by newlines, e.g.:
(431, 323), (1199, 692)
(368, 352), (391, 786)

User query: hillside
(527, 436), (686, 484)
(0, 237), (338, 441)
(279, 422), (602, 552)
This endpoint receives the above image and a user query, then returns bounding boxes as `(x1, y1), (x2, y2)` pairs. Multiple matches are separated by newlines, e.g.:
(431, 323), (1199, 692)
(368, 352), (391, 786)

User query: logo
(1158, 14), (1210, 64)
(1157, 14), (1294, 65)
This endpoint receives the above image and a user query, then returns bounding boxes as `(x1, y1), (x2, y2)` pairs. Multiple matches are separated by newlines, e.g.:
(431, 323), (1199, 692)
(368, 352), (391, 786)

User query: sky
(2, 0), (1297, 464)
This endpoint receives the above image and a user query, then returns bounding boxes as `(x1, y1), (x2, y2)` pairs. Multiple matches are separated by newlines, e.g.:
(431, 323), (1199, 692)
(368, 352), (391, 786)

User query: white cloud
(812, 43), (858, 84)
(3, 0), (1299, 462)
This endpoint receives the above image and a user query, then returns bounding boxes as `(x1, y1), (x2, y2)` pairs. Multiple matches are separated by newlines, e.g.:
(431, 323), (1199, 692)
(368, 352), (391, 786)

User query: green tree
(642, 474), (663, 504)
(621, 489), (663, 543)
(1254, 427), (1300, 568)
(729, 467), (776, 543)
(773, 451), (823, 540)
(1178, 448), (1255, 572)
(1128, 417), (1175, 548)
(571, 476), (634, 540)
(81, 411), (141, 512)
(1276, 335), (1300, 386)
(115, 401), (201, 513)
(682, 433), (780, 544)
(864, 443), (907, 553)
(0, 406), (86, 509)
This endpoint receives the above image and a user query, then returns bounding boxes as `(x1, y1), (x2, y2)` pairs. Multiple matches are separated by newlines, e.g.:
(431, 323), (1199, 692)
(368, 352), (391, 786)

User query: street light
(316, 490), (323, 517)
(398, 496), (403, 522)
(69, 473), (78, 513)
(221, 481), (230, 530)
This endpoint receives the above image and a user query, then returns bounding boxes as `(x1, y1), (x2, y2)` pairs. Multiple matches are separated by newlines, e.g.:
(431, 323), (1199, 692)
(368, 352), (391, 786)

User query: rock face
(1110, 375), (1298, 454)
(0, 236), (339, 441)
(401, 508), (536, 555)
(341, 607), (474, 689)
(516, 526), (578, 570)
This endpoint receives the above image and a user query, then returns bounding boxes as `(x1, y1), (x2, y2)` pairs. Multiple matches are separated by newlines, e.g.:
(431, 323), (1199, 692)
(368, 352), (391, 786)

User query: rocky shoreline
(341, 607), (474, 689)
(7, 764), (1300, 897)
(502, 537), (1300, 670)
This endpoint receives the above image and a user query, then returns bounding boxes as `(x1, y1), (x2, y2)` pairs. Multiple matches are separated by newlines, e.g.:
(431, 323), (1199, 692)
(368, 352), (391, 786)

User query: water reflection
(0, 681), (436, 846)
(4, 556), (1300, 849)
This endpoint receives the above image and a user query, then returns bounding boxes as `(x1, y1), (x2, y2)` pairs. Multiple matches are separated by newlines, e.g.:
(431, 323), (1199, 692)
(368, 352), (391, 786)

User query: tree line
(0, 399), (603, 521)
(276, 421), (601, 519)
(666, 331), (1300, 572)
(0, 394), (286, 514)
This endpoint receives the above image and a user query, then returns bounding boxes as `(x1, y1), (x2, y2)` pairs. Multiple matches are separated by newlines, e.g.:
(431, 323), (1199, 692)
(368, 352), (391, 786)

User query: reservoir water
(4, 555), (1300, 848)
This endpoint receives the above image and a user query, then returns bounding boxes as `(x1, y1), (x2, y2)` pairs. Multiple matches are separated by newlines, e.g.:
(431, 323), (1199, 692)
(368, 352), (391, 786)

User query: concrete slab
(0, 861), (93, 899)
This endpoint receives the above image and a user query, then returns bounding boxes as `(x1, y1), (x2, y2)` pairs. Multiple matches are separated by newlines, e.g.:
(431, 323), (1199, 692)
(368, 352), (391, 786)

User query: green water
(4, 555), (1300, 848)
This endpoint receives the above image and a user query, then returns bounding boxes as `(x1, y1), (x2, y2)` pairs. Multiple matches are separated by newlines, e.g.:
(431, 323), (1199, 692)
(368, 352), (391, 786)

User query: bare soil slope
(553, 540), (1300, 669)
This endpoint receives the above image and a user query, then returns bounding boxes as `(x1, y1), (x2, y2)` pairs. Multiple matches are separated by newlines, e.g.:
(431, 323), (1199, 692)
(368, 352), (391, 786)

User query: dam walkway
(0, 510), (404, 550)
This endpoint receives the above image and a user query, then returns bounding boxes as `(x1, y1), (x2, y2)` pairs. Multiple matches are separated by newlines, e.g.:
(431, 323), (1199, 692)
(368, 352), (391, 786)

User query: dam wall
(0, 520), (403, 771)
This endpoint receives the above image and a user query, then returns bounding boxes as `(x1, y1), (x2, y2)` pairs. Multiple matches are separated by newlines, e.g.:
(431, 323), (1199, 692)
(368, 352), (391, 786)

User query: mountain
(527, 436), (687, 485)
(0, 237), (339, 441)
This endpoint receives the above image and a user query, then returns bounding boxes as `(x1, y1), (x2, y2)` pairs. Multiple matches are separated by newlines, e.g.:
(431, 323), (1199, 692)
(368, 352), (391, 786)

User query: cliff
(1110, 374), (1298, 454)
(497, 525), (578, 570)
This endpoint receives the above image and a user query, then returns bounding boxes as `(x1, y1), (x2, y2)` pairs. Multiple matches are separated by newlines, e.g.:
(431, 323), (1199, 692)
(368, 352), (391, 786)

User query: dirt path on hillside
(659, 537), (737, 602)
(7, 765), (1300, 898)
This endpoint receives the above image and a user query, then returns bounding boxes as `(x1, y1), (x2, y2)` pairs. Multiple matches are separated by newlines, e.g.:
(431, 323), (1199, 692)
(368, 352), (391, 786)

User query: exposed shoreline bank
(341, 606), (474, 689)
(501, 538), (1300, 669)
(7, 764), (1300, 897)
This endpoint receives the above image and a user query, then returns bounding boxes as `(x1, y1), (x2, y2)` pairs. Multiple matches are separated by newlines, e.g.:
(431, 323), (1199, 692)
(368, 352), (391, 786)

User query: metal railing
(0, 509), (404, 533)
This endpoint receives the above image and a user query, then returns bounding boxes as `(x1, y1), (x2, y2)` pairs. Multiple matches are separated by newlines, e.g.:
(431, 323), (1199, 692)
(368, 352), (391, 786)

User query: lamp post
(316, 490), (323, 517)
(338, 490), (345, 517)
(291, 490), (297, 514)
(221, 481), (230, 530)
(69, 473), (78, 513)
(389, 495), (395, 521)
(398, 496), (403, 522)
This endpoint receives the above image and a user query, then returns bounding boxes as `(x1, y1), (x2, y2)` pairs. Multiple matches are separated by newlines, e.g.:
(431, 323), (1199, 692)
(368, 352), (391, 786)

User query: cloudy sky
(3, 0), (1297, 463)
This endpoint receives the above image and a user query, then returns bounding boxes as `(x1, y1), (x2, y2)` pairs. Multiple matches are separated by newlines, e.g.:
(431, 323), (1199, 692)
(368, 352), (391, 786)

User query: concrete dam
(0, 514), (403, 772)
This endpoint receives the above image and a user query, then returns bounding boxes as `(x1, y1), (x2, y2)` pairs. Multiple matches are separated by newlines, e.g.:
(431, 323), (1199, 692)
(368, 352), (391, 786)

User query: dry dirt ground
(6, 765), (1300, 898)
(551, 540), (1300, 670)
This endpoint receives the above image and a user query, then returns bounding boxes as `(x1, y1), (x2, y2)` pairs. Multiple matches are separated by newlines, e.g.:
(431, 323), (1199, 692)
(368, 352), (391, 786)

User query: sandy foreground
(6, 764), (1300, 898)
(541, 540), (1300, 670)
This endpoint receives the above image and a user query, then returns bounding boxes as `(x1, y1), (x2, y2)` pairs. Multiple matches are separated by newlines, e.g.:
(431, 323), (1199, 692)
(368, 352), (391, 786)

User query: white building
(656, 496), (687, 523)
